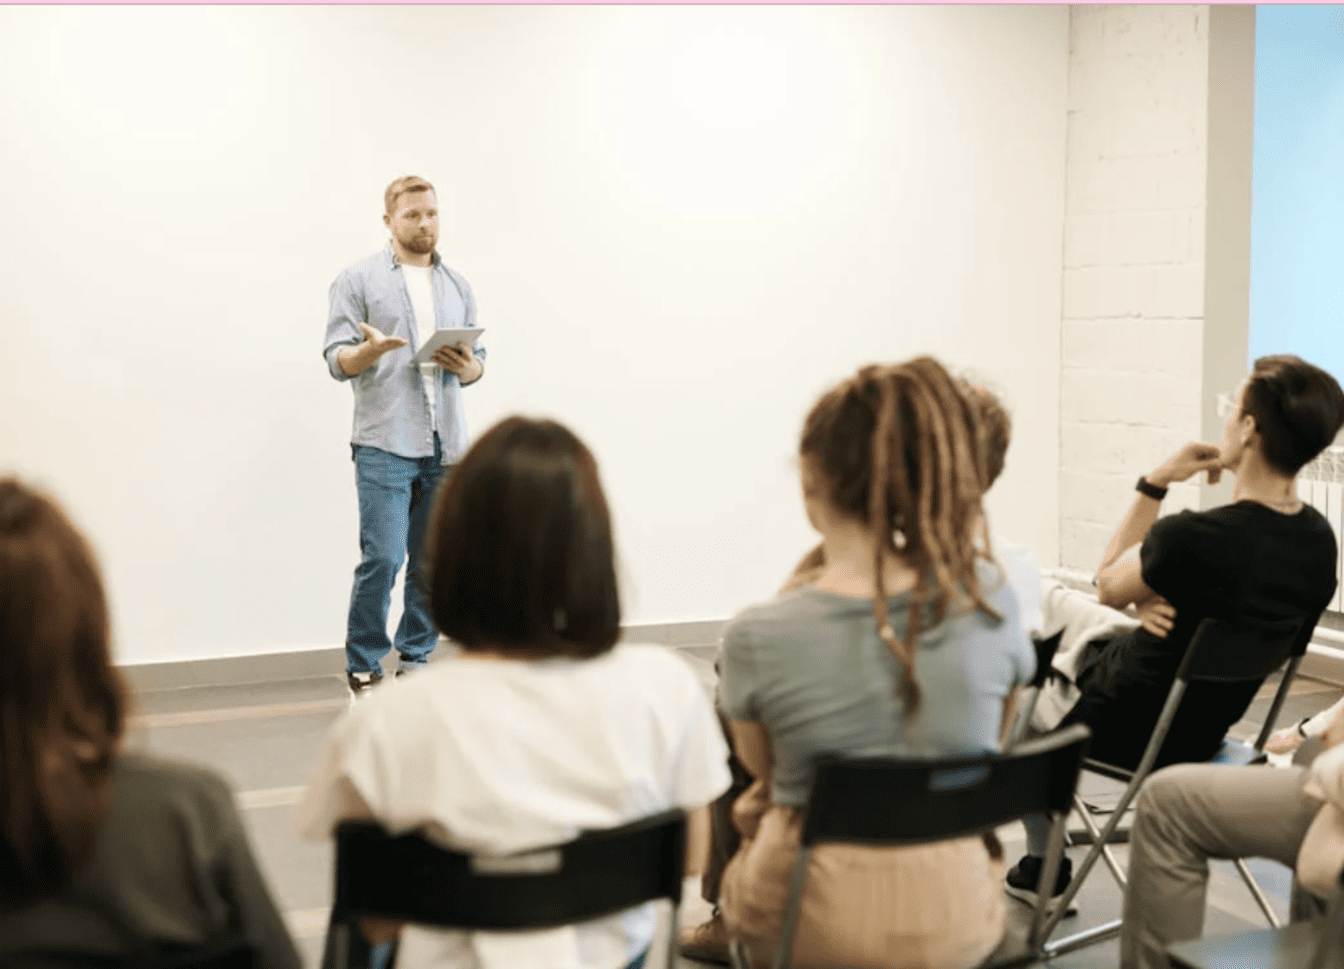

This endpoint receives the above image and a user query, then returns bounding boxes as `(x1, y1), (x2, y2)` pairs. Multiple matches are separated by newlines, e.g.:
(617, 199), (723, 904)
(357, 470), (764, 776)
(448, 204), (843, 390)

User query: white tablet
(411, 327), (485, 365)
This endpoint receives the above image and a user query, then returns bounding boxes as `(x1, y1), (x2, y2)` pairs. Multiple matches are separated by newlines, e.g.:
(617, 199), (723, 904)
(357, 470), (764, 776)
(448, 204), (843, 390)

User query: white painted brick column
(1059, 4), (1210, 571)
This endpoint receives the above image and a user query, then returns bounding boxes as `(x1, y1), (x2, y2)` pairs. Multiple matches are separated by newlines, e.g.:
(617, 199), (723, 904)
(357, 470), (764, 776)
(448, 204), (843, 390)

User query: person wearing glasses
(1005, 355), (1344, 911)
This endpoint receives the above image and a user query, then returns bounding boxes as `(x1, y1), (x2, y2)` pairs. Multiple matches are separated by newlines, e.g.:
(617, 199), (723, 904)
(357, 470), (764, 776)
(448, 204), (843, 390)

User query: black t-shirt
(1064, 501), (1338, 769)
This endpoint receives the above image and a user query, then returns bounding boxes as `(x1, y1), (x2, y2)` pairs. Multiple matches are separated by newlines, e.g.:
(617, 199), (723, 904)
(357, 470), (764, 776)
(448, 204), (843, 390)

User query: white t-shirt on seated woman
(298, 642), (731, 969)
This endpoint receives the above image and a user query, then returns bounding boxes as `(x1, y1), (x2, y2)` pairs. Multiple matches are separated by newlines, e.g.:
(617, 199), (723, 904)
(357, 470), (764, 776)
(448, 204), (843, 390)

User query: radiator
(1297, 447), (1344, 612)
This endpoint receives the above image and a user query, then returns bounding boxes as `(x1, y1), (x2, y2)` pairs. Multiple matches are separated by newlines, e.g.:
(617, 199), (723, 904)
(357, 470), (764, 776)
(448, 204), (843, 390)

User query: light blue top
(323, 245), (485, 465)
(719, 559), (1035, 806)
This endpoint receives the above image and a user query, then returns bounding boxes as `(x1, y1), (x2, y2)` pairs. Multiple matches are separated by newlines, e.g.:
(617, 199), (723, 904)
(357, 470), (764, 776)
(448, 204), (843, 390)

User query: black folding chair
(1004, 631), (1065, 750)
(1041, 615), (1309, 957)
(320, 810), (687, 969)
(726, 723), (1091, 969)
(1167, 867), (1344, 969)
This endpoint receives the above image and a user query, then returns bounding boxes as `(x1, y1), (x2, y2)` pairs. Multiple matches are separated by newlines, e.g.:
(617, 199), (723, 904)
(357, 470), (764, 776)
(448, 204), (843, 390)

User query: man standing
(324, 176), (485, 700)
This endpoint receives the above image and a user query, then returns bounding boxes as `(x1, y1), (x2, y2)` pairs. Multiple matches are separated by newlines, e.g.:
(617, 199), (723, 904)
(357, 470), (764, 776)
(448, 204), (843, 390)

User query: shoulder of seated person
(726, 594), (810, 630)
(113, 753), (235, 810)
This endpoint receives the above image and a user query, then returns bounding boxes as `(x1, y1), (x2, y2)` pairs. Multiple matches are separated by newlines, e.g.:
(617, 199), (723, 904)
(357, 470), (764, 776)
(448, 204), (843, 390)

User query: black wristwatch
(1136, 476), (1168, 501)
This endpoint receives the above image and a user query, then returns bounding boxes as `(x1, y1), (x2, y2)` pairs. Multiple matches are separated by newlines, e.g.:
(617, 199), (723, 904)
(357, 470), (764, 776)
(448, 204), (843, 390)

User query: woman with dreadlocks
(715, 358), (1036, 969)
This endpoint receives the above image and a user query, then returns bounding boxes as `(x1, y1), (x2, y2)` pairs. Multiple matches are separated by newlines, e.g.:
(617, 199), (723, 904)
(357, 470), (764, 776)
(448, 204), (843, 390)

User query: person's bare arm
(1096, 545), (1158, 611)
(338, 323), (408, 376)
(684, 804), (712, 877)
(1322, 704), (1344, 750)
(1095, 443), (1223, 609)
(728, 719), (772, 781)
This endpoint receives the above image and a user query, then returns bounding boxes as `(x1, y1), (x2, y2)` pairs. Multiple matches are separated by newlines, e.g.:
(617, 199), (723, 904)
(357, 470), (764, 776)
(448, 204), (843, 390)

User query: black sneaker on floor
(346, 670), (383, 703)
(1004, 854), (1077, 916)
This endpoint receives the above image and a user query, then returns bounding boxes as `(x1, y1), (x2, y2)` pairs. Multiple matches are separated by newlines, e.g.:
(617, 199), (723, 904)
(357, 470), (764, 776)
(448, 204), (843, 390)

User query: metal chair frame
(1040, 614), (1309, 958)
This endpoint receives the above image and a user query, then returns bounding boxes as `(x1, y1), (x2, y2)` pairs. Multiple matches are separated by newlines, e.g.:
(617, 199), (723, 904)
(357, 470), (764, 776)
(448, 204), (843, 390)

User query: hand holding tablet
(411, 327), (485, 365)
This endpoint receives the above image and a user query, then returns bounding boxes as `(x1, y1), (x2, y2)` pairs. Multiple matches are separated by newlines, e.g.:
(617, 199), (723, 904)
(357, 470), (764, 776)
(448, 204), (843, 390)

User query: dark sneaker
(346, 670), (383, 703)
(678, 909), (730, 965)
(1005, 854), (1077, 916)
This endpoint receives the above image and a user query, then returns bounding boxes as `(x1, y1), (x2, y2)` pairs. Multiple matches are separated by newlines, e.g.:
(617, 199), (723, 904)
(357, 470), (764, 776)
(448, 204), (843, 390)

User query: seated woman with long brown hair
(0, 478), (300, 969)
(297, 416), (731, 969)
(717, 358), (1036, 969)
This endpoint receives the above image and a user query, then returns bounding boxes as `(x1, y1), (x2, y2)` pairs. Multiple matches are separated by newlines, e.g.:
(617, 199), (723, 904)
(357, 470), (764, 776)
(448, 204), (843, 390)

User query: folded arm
(1095, 443), (1223, 610)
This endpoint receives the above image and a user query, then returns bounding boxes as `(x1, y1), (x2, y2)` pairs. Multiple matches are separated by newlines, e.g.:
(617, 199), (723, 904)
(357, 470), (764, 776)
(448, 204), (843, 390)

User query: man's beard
(402, 233), (435, 254)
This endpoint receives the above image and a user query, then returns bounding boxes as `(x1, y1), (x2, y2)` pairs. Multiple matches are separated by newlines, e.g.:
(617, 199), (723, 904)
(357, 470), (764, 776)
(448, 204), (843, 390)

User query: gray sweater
(720, 560), (1036, 806)
(0, 753), (300, 969)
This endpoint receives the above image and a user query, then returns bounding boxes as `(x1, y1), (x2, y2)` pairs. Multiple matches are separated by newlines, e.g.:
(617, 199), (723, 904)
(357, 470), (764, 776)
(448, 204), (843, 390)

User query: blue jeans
(346, 437), (450, 675)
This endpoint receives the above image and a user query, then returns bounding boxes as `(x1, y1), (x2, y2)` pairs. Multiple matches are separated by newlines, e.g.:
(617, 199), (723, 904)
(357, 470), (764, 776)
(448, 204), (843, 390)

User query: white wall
(0, 6), (1068, 664)
(1058, 5), (1212, 571)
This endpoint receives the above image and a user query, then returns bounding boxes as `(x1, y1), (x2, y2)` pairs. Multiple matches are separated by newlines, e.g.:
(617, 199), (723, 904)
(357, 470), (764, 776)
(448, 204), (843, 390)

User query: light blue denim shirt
(324, 245), (484, 465)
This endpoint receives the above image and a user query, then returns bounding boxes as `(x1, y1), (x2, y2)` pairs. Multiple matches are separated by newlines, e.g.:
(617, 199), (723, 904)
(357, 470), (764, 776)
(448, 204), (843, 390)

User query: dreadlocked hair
(800, 357), (1002, 717)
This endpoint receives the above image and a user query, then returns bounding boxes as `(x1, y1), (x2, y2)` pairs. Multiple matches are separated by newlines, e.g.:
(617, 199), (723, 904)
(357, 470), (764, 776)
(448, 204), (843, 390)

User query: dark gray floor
(124, 640), (1342, 968)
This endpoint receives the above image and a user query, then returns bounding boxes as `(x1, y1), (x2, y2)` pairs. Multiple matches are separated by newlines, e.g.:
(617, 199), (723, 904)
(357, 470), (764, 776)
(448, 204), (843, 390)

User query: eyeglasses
(1215, 391), (1238, 419)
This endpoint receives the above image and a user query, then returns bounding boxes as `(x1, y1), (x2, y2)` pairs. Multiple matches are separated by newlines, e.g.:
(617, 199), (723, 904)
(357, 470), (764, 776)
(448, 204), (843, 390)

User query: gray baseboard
(118, 620), (728, 694)
(120, 646), (347, 693)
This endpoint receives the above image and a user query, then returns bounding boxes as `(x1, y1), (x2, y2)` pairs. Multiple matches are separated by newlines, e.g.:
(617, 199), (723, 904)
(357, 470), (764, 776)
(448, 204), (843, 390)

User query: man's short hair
(425, 416), (620, 659)
(1242, 354), (1344, 475)
(384, 176), (435, 215)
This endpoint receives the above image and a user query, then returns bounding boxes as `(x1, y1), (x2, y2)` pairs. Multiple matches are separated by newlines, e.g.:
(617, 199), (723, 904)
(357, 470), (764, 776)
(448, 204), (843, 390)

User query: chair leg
(1026, 813), (1070, 952)
(1043, 919), (1123, 958)
(1251, 656), (1303, 751)
(1039, 782), (1143, 945)
(319, 915), (346, 969)
(1071, 793), (1128, 888)
(666, 902), (680, 969)
(1036, 800), (1128, 958)
(1233, 857), (1283, 929)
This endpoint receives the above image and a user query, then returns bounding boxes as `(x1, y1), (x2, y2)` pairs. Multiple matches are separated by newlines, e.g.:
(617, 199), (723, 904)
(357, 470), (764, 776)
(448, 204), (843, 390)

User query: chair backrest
(798, 723), (1090, 848)
(332, 809), (686, 930)
(1178, 616), (1305, 684)
(1028, 631), (1065, 689)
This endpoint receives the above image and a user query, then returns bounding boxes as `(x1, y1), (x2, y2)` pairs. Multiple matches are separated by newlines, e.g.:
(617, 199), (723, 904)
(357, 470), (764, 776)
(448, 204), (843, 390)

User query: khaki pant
(720, 780), (1006, 969)
(1121, 764), (1326, 969)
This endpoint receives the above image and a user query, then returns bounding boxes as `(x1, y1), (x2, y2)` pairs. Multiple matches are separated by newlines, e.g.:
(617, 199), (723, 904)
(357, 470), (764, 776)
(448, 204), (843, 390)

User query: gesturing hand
(1136, 595), (1176, 639)
(359, 322), (408, 357)
(1152, 442), (1225, 487)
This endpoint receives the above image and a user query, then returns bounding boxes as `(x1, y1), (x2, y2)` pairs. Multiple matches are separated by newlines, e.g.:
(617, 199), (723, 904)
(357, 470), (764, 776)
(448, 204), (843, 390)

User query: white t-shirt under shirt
(402, 263), (439, 428)
(297, 643), (731, 969)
